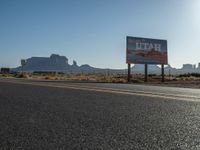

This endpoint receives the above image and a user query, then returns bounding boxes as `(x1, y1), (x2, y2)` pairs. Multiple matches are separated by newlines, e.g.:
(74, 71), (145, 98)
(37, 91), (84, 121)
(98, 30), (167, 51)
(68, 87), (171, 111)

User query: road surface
(0, 78), (200, 149)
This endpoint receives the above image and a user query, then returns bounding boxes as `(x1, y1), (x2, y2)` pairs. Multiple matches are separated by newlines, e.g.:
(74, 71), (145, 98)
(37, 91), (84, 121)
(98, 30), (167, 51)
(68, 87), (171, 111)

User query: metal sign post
(161, 64), (164, 82)
(127, 63), (131, 82)
(144, 64), (148, 82)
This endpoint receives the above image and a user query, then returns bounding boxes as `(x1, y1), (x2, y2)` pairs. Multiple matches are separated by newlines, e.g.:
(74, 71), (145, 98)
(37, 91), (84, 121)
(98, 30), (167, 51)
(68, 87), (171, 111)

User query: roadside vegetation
(0, 72), (200, 85)
(178, 73), (200, 78)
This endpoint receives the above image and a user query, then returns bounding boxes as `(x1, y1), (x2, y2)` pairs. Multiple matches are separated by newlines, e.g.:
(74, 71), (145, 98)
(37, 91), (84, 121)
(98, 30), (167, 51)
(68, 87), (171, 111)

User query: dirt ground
(1, 73), (200, 89)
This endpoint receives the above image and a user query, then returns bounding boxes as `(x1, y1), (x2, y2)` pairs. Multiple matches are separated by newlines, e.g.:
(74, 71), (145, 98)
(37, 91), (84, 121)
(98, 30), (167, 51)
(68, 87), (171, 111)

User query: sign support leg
(161, 64), (164, 82)
(145, 64), (148, 82)
(127, 63), (131, 82)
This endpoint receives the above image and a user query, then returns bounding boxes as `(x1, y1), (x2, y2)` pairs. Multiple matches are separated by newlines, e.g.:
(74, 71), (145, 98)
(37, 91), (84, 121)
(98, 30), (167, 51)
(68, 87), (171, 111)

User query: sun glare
(189, 0), (200, 32)
(193, 0), (200, 23)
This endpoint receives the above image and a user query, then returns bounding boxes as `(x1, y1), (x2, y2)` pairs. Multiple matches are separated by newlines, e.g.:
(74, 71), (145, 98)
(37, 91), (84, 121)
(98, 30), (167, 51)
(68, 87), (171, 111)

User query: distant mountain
(12, 54), (124, 73)
(12, 54), (200, 74)
(131, 64), (160, 73)
(13, 54), (70, 72)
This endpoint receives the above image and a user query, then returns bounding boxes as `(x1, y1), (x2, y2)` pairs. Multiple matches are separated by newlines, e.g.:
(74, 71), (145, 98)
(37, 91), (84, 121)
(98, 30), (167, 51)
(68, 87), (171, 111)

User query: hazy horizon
(4, 53), (200, 70)
(0, 0), (200, 69)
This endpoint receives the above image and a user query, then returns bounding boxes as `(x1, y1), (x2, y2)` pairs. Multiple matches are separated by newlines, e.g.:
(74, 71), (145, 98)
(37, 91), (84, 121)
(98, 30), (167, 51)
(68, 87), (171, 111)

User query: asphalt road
(0, 79), (200, 149)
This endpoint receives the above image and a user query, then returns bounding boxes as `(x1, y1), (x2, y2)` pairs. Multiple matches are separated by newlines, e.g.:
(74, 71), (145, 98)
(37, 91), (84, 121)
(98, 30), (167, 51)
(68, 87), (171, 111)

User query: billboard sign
(126, 36), (168, 64)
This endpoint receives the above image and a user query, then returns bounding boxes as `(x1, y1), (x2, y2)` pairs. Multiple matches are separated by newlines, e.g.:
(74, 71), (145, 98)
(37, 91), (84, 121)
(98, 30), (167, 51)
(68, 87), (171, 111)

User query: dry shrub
(15, 73), (27, 78)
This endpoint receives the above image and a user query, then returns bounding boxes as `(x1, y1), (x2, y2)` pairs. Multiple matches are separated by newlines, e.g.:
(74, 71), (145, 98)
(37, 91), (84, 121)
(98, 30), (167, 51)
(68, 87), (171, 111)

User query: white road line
(60, 83), (200, 100)
(1, 80), (200, 102)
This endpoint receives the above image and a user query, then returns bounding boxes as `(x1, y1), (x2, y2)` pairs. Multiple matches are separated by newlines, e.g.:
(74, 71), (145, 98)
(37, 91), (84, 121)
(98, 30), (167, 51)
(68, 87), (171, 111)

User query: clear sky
(0, 0), (200, 69)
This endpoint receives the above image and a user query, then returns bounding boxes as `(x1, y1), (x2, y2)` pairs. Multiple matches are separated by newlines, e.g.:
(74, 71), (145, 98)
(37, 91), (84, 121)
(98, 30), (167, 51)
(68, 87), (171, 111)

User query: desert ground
(1, 72), (200, 89)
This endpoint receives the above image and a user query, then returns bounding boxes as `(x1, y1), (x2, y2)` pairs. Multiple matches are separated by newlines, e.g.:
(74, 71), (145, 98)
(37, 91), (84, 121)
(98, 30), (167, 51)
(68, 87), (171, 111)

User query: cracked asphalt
(0, 80), (200, 149)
